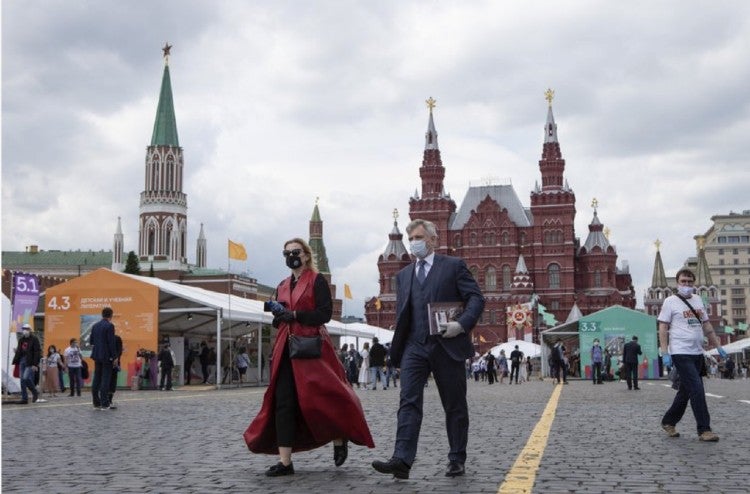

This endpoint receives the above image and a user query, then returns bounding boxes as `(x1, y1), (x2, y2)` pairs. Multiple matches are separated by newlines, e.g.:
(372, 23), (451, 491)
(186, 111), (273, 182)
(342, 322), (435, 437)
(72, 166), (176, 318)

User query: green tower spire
(150, 43), (179, 147)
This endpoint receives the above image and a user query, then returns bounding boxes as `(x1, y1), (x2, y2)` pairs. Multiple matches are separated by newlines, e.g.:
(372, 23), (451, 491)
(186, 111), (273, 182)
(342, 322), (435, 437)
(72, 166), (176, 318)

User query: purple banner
(11, 273), (40, 332)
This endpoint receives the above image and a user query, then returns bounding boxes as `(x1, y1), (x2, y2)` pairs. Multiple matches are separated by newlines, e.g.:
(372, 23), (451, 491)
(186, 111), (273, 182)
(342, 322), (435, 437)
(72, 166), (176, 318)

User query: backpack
(81, 359), (90, 380)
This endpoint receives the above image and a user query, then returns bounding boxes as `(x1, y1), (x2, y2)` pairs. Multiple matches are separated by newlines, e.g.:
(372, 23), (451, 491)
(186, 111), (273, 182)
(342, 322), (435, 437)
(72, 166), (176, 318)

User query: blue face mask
(409, 240), (429, 259)
(677, 285), (694, 297)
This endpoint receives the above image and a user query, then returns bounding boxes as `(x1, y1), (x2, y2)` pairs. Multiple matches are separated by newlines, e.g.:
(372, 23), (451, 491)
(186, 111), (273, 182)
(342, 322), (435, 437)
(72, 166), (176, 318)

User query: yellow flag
(228, 239), (247, 261)
(344, 284), (353, 299)
(479, 335), (487, 343)
(374, 297), (381, 310)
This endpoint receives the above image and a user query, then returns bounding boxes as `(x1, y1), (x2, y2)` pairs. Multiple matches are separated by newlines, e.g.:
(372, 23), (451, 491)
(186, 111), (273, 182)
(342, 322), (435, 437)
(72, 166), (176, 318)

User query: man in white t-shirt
(658, 268), (727, 442)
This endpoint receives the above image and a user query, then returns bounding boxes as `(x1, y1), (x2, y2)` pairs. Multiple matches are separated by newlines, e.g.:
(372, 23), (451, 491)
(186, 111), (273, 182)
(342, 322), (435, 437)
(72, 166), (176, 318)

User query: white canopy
(489, 340), (542, 358)
(2, 293), (21, 393)
(707, 337), (750, 356)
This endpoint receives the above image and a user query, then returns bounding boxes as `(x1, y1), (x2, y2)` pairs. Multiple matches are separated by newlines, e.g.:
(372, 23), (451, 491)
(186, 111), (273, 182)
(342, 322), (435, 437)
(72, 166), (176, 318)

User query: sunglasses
(282, 249), (303, 257)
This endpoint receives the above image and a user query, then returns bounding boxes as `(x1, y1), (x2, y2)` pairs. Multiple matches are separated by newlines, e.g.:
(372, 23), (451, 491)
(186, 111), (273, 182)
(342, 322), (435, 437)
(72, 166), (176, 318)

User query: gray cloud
(3, 1), (749, 317)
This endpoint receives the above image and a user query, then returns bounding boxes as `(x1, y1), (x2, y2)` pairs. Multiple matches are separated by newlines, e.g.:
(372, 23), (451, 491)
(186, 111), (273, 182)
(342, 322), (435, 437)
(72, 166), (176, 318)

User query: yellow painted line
(497, 383), (563, 494)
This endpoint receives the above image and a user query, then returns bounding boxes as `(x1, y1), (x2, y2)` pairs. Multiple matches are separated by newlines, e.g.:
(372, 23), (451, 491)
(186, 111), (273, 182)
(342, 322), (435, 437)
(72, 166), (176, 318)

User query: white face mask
(410, 239), (429, 259)
(677, 285), (694, 297)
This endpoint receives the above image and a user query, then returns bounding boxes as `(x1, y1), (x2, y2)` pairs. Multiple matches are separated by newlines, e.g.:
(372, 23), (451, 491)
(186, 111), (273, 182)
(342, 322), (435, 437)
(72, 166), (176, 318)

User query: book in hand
(428, 302), (464, 335)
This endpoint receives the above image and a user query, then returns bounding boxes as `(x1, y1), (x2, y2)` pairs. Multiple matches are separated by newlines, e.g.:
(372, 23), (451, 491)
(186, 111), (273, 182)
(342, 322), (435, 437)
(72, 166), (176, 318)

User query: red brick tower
(527, 89), (577, 323)
(408, 97), (456, 253)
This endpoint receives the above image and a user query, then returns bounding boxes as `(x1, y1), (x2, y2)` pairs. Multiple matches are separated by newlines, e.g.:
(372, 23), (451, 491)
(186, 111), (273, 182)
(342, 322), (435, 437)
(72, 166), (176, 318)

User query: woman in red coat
(243, 237), (374, 476)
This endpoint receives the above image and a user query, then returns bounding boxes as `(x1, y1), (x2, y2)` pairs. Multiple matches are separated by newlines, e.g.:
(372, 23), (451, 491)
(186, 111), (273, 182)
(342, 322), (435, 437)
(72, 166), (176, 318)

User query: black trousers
(274, 346), (298, 447)
(592, 362), (602, 383)
(625, 362), (639, 389)
(510, 362), (521, 383)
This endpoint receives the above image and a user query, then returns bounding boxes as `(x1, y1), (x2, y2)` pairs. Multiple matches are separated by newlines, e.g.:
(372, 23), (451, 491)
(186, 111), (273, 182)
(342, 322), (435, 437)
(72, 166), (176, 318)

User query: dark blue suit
(90, 318), (116, 408)
(390, 254), (484, 466)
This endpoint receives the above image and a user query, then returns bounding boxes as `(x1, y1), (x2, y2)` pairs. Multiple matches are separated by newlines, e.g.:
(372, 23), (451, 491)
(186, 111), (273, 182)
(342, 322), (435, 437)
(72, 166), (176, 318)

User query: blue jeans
(369, 366), (384, 389)
(662, 354), (711, 434)
(68, 367), (82, 395)
(19, 361), (38, 402)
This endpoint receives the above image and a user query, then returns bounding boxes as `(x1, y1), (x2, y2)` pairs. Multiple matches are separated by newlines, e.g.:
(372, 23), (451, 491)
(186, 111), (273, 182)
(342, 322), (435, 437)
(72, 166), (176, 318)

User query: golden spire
(544, 88), (555, 107)
(426, 97), (436, 113)
(392, 208), (399, 222)
(591, 197), (598, 211)
(604, 227), (610, 240)
(315, 196), (319, 206)
(655, 239), (662, 251)
(697, 235), (706, 250)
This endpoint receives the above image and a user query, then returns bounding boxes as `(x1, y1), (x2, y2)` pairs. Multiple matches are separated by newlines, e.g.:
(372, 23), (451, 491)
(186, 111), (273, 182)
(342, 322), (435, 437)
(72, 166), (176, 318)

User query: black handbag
(288, 333), (322, 359)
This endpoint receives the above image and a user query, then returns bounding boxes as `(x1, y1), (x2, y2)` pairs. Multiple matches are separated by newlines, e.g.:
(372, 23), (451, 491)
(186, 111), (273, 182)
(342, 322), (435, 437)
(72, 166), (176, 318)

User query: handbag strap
(676, 294), (703, 322)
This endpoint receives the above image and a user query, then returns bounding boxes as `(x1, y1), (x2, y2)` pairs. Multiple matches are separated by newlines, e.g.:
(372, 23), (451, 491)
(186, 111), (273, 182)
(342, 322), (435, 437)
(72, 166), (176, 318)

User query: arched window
(470, 232), (477, 246)
(485, 267), (496, 291)
(519, 231), (526, 246)
(390, 277), (397, 292)
(166, 156), (174, 191)
(470, 266), (479, 282)
(548, 264), (560, 289)
(147, 229), (156, 255)
(502, 265), (512, 290)
(454, 234), (462, 248)
(594, 269), (602, 287)
(501, 231), (509, 245)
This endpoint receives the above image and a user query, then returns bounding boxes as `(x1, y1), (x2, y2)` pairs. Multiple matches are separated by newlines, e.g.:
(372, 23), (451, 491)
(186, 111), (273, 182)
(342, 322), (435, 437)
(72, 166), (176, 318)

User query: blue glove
(718, 347), (728, 359)
(662, 353), (671, 368)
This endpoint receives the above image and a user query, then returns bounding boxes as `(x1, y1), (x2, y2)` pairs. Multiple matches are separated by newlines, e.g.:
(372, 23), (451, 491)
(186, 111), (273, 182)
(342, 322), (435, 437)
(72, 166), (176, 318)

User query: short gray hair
(406, 219), (438, 238)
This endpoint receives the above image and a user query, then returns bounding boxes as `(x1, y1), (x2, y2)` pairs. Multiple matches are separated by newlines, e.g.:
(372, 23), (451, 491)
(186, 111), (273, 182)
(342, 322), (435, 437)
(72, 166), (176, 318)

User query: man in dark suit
(90, 307), (117, 410)
(372, 219), (485, 479)
(622, 335), (642, 390)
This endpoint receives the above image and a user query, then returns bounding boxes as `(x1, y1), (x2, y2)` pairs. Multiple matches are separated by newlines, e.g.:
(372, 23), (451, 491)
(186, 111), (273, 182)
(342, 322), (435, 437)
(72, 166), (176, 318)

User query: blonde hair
(284, 237), (317, 272)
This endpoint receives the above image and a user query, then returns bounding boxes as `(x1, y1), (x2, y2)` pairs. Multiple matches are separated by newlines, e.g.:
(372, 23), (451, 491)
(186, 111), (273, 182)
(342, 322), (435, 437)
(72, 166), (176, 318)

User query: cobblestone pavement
(2, 377), (749, 493)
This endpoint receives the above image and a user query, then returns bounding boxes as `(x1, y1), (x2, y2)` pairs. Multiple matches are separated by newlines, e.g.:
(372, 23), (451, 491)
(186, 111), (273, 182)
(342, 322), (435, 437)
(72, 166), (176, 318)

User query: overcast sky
(3, 1), (749, 318)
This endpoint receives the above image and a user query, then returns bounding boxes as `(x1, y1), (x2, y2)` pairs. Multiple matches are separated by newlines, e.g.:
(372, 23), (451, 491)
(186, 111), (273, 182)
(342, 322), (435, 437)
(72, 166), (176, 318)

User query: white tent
(2, 293), (21, 393)
(489, 340), (542, 358)
(707, 337), (750, 356)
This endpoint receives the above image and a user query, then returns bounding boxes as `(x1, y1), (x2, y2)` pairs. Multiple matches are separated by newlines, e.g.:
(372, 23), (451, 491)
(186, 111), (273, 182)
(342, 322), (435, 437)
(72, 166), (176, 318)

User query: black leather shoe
(372, 457), (410, 479)
(334, 440), (348, 467)
(445, 461), (465, 477)
(266, 461), (294, 477)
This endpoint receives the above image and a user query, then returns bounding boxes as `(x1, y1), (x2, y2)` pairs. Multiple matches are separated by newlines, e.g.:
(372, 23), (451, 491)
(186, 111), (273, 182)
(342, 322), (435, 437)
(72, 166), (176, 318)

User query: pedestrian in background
(236, 348), (251, 384)
(64, 338), (83, 397)
(496, 350), (508, 384)
(385, 343), (398, 389)
(43, 345), (63, 397)
(158, 343), (175, 391)
(12, 324), (42, 404)
(622, 336), (642, 390)
(369, 337), (387, 390)
(90, 307), (117, 410)
(199, 341), (210, 384)
(109, 332), (123, 406)
(509, 345), (523, 384)
(358, 342), (370, 389)
(591, 338), (604, 385)
(485, 351), (497, 385)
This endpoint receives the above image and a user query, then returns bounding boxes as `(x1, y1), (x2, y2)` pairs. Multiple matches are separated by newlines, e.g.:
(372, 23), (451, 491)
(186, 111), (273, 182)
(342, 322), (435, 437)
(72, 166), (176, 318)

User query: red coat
(243, 269), (374, 454)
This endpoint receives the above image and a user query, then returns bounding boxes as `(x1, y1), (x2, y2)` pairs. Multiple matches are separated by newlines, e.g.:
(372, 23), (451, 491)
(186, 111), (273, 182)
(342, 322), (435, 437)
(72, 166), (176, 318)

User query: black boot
(334, 440), (348, 467)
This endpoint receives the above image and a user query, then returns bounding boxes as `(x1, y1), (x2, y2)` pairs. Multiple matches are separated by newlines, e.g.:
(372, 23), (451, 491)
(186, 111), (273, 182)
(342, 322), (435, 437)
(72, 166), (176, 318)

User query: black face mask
(286, 255), (303, 269)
